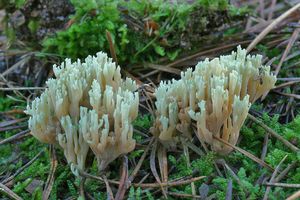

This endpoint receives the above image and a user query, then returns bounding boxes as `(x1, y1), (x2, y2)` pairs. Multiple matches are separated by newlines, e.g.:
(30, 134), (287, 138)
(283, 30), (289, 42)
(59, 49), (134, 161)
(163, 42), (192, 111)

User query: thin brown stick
(0, 130), (30, 145)
(225, 179), (233, 200)
(277, 77), (300, 81)
(268, 0), (277, 20)
(260, 133), (269, 166)
(106, 30), (118, 65)
(2, 150), (44, 184)
(0, 124), (28, 132)
(145, 63), (181, 75)
(275, 161), (297, 182)
(79, 170), (205, 188)
(264, 182), (300, 188)
(0, 118), (27, 128)
(259, 0), (265, 19)
(274, 21), (300, 75)
(115, 156), (129, 200)
(274, 91), (300, 99)
(157, 144), (168, 184)
(0, 182), (22, 200)
(43, 145), (57, 200)
(150, 140), (167, 198)
(248, 114), (299, 152)
(0, 87), (45, 91)
(79, 178), (86, 199)
(286, 190), (300, 200)
(182, 139), (196, 198)
(167, 191), (201, 198)
(128, 137), (154, 182)
(263, 155), (288, 200)
(103, 175), (115, 200)
(274, 81), (300, 89)
(213, 136), (273, 171)
(166, 40), (252, 68)
(246, 3), (300, 53)
(134, 176), (206, 188)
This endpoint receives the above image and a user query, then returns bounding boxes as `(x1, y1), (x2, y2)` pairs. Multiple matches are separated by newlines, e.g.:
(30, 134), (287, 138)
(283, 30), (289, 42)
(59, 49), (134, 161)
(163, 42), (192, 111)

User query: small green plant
(42, 0), (246, 64)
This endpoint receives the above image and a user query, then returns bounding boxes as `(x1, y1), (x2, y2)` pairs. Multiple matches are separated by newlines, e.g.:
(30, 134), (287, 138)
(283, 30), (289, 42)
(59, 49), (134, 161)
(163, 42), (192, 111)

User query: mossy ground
(0, 94), (299, 199)
(1, 0), (300, 199)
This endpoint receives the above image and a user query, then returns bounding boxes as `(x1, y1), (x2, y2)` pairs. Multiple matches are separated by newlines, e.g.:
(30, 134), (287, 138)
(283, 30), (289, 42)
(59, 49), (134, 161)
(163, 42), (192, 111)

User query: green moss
(42, 0), (245, 64)
(191, 152), (215, 176)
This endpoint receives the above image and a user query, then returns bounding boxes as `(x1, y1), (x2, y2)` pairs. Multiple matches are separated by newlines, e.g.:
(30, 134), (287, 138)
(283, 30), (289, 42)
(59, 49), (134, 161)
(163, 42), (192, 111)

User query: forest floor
(1, 0), (300, 199)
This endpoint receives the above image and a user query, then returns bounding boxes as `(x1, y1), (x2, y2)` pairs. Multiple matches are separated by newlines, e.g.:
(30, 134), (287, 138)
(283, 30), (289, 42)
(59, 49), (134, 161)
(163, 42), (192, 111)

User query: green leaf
(154, 45), (165, 56)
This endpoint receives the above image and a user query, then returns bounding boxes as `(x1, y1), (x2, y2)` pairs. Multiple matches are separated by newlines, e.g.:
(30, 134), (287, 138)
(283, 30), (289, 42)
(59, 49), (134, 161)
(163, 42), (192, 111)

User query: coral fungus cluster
(26, 46), (276, 174)
(151, 46), (276, 153)
(25, 52), (139, 173)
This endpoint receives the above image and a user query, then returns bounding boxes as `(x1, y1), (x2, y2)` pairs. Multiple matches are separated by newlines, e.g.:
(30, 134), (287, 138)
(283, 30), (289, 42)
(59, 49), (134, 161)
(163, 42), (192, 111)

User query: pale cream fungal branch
(82, 88), (138, 171)
(25, 91), (59, 144)
(25, 52), (139, 173)
(58, 115), (89, 176)
(152, 46), (276, 154)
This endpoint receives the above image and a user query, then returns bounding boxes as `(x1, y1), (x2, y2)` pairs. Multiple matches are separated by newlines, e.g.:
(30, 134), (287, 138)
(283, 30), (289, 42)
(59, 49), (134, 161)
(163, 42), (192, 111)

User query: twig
(79, 178), (86, 199)
(213, 136), (274, 171)
(277, 77), (300, 81)
(268, 0), (277, 20)
(106, 30), (118, 65)
(157, 143), (168, 184)
(0, 124), (28, 132)
(263, 155), (288, 200)
(259, 0), (265, 19)
(274, 91), (300, 99)
(43, 145), (57, 200)
(134, 176), (206, 188)
(167, 191), (201, 199)
(264, 182), (300, 188)
(225, 179), (233, 200)
(260, 133), (269, 167)
(150, 140), (167, 198)
(0, 130), (30, 145)
(275, 161), (297, 182)
(1, 54), (31, 76)
(248, 114), (299, 152)
(246, 3), (300, 52)
(182, 139), (196, 199)
(145, 63), (181, 75)
(0, 118), (27, 128)
(2, 150), (44, 184)
(103, 175), (115, 200)
(0, 109), (24, 115)
(128, 137), (154, 182)
(166, 40), (252, 68)
(274, 81), (300, 89)
(0, 87), (45, 91)
(115, 156), (129, 200)
(79, 170), (205, 188)
(286, 190), (300, 200)
(0, 182), (22, 200)
(274, 20), (300, 75)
